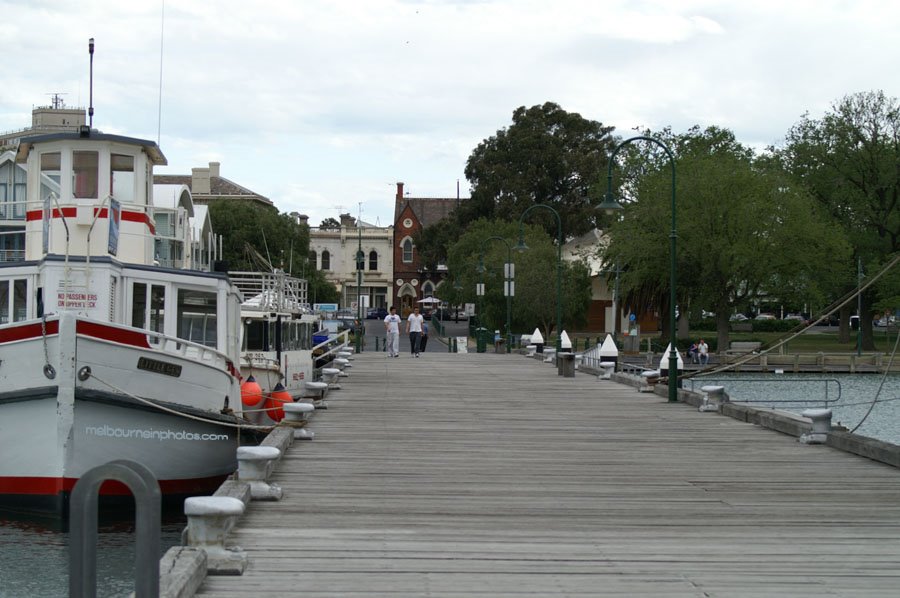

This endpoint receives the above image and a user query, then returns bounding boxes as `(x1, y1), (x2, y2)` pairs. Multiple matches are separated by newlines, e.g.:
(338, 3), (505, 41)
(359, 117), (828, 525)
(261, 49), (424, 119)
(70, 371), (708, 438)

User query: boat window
(0, 279), (28, 323)
(132, 282), (146, 327)
(111, 154), (135, 203)
(131, 282), (165, 334)
(243, 320), (267, 351)
(13, 279), (26, 321)
(369, 250), (378, 271)
(72, 151), (99, 199)
(149, 285), (165, 334)
(177, 289), (217, 347)
(40, 153), (61, 202)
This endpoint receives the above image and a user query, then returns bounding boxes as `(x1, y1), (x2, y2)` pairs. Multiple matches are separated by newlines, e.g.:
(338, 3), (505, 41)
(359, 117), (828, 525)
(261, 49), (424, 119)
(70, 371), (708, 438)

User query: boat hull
(0, 314), (241, 515)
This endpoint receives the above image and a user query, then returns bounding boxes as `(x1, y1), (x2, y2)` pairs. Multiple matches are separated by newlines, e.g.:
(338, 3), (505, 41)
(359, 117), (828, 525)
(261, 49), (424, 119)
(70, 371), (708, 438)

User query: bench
(725, 341), (762, 356)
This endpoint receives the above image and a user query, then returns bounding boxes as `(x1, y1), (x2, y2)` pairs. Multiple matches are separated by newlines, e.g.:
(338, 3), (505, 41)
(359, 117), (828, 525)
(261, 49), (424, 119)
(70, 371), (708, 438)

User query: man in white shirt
(383, 306), (401, 357)
(698, 339), (709, 365)
(406, 306), (425, 357)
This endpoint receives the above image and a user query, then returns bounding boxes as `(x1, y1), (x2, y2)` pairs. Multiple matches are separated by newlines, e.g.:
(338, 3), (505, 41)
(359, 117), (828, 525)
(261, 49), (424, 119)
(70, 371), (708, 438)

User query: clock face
(403, 218), (413, 229)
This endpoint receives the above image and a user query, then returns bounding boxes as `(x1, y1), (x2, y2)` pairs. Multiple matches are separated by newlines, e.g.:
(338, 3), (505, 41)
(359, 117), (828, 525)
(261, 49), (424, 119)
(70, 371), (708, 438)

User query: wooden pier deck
(196, 352), (900, 597)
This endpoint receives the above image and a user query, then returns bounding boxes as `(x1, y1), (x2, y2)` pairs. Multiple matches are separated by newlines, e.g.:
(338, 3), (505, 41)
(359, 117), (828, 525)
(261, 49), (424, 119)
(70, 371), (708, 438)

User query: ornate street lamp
(603, 136), (678, 403)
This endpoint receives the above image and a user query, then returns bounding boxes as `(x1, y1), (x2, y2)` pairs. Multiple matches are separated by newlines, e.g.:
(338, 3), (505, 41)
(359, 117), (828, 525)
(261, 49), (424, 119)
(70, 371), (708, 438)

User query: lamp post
(355, 217), (364, 353)
(600, 136), (678, 403)
(517, 204), (562, 351)
(478, 236), (515, 353)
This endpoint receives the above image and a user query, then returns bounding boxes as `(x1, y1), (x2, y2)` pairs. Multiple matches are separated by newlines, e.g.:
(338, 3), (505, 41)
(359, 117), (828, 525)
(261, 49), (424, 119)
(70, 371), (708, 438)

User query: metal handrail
(687, 377), (842, 407)
(69, 460), (161, 598)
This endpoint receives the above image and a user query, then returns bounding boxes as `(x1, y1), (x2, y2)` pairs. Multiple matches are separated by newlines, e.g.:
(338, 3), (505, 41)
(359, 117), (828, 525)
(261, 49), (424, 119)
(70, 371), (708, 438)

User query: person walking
(419, 320), (429, 352)
(384, 306), (401, 358)
(406, 306), (425, 357)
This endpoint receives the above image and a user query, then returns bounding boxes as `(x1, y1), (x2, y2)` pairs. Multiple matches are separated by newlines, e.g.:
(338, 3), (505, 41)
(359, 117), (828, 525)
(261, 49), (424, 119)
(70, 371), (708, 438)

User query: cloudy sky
(2, 0), (898, 227)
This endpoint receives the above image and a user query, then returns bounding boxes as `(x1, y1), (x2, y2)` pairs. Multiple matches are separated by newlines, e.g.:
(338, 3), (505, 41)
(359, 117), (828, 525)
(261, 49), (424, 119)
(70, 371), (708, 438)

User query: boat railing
(687, 377), (842, 408)
(74, 316), (232, 371)
(231, 271), (310, 313)
(312, 330), (351, 368)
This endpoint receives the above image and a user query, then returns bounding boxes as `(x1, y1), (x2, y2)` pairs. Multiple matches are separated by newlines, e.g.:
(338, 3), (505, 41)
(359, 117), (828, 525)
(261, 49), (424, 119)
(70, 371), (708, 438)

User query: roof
(153, 174), (272, 205)
(395, 197), (461, 227)
(152, 184), (195, 217)
(15, 130), (167, 165)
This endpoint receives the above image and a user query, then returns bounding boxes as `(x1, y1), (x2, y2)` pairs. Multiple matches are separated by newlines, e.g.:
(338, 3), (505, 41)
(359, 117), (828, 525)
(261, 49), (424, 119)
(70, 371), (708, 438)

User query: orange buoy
(240, 375), (264, 408)
(265, 382), (293, 422)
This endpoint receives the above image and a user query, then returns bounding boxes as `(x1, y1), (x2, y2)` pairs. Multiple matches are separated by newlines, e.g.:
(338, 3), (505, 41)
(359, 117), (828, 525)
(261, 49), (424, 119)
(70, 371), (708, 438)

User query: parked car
(783, 313), (808, 324)
(729, 313), (749, 322)
(366, 307), (388, 320)
(754, 313), (776, 320)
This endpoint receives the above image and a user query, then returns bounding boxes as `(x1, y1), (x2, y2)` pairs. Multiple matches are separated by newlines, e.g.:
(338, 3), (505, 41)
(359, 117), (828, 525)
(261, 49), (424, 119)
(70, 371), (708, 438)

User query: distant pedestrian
(688, 342), (699, 364)
(420, 320), (429, 352)
(384, 306), (401, 357)
(698, 339), (709, 365)
(406, 306), (424, 357)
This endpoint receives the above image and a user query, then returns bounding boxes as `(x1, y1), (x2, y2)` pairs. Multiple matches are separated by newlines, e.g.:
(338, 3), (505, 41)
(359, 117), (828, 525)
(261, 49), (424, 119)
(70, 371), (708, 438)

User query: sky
(2, 0), (899, 228)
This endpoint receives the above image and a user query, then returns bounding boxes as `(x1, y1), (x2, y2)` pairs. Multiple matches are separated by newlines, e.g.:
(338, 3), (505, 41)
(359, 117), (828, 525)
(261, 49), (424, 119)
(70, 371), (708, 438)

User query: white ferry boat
(0, 128), (247, 514)
(230, 270), (324, 423)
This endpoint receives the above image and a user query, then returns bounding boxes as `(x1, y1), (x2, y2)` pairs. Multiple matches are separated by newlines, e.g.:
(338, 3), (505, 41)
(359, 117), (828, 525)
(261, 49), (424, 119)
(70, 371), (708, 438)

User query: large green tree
(780, 90), (900, 348)
(207, 199), (339, 303)
(604, 126), (850, 351)
(439, 219), (592, 339)
(417, 102), (618, 269)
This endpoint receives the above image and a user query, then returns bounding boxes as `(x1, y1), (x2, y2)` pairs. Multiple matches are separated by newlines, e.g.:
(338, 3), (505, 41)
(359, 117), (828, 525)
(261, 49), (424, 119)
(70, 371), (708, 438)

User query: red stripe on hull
(0, 474), (228, 497)
(75, 320), (152, 349)
(0, 319), (59, 343)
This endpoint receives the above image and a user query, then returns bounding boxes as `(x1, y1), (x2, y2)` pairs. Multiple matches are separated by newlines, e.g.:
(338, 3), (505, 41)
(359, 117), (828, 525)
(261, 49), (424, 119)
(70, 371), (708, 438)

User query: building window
(309, 250), (317, 270)
(402, 238), (413, 263)
(321, 250), (331, 271)
(422, 281), (435, 298)
(369, 250), (378, 271)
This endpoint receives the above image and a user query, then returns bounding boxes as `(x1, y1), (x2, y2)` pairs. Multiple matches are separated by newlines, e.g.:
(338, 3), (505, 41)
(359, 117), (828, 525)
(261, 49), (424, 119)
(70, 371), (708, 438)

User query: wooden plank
(195, 352), (900, 596)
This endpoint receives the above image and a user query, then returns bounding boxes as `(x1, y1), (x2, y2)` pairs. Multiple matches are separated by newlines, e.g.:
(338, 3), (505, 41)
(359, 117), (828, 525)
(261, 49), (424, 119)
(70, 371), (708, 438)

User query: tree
(441, 219), (592, 340)
(604, 126), (850, 352)
(319, 217), (341, 230)
(207, 199), (339, 303)
(781, 91), (900, 349)
(417, 102), (618, 268)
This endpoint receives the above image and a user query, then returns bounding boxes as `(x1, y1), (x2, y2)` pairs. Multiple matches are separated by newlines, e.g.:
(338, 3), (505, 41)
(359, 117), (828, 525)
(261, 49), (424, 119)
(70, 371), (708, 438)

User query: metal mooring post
(69, 459), (161, 598)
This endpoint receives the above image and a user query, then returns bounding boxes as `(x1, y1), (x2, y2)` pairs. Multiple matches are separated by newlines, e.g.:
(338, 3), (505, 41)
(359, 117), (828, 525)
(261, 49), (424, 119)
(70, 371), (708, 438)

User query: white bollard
(699, 385), (727, 412)
(639, 370), (660, 393)
(237, 446), (283, 501)
(526, 344), (537, 357)
(337, 350), (354, 361)
(183, 496), (247, 575)
(302, 380), (328, 401)
(321, 367), (342, 392)
(800, 408), (832, 444)
(543, 348), (557, 364)
(283, 402), (315, 440)
(598, 361), (616, 380)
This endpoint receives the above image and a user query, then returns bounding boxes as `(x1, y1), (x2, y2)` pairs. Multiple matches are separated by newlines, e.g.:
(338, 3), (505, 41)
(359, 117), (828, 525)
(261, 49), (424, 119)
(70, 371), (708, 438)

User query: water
(0, 511), (184, 598)
(689, 372), (900, 445)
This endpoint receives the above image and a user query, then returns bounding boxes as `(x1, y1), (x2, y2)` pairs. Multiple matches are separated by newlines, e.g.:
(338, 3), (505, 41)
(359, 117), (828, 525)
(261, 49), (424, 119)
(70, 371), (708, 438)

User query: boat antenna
(88, 38), (95, 128)
(288, 238), (294, 275)
(157, 0), (165, 145)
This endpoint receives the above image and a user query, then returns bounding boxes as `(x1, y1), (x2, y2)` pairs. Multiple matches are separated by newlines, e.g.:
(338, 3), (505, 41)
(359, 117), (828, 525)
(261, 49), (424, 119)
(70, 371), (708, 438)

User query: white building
(308, 213), (394, 311)
(562, 228), (624, 334)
